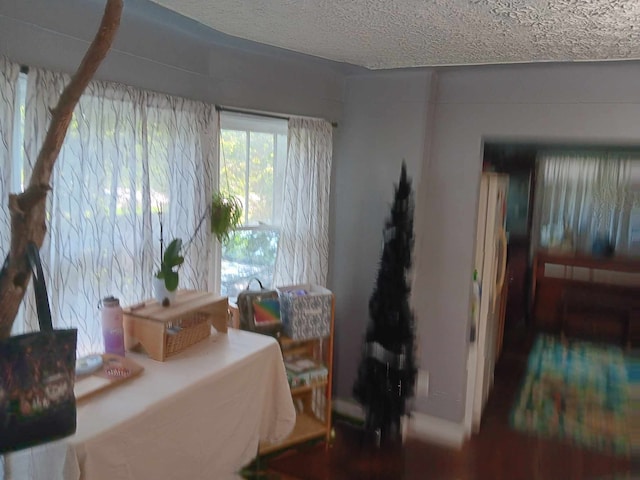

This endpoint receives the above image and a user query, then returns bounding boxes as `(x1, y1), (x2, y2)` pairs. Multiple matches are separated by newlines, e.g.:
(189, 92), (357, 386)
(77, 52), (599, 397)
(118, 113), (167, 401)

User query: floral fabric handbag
(0, 243), (77, 453)
(236, 278), (282, 337)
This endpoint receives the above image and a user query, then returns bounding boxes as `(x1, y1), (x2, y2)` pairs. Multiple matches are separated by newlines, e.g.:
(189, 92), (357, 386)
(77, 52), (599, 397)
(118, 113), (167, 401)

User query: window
(219, 112), (287, 298)
(12, 72), (26, 192)
(6, 72), (27, 335)
(535, 150), (640, 256)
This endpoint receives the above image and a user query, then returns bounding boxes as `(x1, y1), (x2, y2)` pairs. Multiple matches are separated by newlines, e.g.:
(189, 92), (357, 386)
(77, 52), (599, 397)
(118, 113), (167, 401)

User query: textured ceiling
(149, 0), (640, 69)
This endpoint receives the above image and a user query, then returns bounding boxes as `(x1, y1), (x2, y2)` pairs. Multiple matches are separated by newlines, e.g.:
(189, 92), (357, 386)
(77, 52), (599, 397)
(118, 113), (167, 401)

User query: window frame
(218, 112), (287, 298)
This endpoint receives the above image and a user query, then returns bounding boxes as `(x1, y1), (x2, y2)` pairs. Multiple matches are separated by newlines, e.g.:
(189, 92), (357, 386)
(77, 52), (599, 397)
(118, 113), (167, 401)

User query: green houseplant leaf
(156, 237), (184, 292)
(162, 270), (180, 292)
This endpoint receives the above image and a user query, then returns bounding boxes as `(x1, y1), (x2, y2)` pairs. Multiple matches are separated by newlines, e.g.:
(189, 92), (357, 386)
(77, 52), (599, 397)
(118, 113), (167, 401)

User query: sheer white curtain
(532, 150), (638, 255)
(0, 57), (19, 256)
(273, 117), (332, 286)
(22, 68), (216, 354)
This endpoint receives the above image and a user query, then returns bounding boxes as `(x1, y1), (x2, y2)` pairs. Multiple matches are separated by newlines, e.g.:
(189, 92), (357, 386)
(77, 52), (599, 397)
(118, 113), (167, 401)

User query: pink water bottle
(101, 296), (125, 357)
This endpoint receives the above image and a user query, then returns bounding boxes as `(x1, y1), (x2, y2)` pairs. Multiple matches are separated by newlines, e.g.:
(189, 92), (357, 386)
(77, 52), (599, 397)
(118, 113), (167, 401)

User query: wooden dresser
(531, 251), (640, 347)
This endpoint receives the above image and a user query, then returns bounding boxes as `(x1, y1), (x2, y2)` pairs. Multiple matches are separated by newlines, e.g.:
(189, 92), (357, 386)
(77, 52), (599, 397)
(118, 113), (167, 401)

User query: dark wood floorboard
(265, 328), (636, 480)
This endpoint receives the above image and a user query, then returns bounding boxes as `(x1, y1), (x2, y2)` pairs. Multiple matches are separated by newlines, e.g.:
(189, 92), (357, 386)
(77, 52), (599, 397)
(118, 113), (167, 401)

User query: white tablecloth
(5, 329), (295, 480)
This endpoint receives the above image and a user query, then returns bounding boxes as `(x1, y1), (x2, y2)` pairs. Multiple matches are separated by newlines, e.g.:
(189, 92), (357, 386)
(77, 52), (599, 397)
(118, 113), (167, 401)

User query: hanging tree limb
(0, 0), (123, 339)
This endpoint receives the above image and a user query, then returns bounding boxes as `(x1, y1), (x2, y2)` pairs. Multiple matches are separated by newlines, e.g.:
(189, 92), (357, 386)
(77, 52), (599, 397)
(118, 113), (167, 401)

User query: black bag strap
(245, 278), (265, 291)
(25, 242), (54, 333)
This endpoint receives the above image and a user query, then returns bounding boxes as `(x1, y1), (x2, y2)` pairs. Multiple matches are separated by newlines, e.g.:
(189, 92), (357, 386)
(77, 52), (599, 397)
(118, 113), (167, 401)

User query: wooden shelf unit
(259, 412), (327, 455)
(531, 251), (640, 345)
(290, 380), (328, 396)
(258, 295), (335, 455)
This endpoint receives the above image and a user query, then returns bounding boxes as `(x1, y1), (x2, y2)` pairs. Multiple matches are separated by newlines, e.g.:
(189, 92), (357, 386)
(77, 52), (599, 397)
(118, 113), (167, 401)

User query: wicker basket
(165, 311), (212, 357)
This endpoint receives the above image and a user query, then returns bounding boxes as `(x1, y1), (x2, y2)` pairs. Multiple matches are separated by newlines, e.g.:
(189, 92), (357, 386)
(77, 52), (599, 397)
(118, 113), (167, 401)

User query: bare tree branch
(0, 0), (123, 339)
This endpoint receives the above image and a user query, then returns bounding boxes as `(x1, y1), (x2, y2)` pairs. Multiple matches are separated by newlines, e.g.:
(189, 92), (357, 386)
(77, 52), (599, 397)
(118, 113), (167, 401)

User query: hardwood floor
(262, 329), (636, 480)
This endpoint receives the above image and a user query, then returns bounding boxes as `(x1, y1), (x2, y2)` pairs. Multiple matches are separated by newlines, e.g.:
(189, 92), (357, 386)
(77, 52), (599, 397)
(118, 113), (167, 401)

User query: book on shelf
(284, 356), (328, 388)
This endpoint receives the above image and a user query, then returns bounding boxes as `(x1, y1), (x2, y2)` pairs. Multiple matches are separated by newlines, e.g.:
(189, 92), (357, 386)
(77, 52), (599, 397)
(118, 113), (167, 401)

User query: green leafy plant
(151, 191), (241, 299)
(210, 192), (243, 244)
(155, 237), (184, 291)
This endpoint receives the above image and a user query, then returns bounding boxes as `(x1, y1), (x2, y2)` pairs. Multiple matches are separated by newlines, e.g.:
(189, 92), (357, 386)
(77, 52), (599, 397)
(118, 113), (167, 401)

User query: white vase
(153, 276), (176, 305)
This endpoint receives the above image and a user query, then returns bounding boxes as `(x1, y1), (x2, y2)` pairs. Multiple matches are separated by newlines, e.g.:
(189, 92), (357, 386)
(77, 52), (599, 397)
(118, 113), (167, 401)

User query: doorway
(482, 144), (537, 337)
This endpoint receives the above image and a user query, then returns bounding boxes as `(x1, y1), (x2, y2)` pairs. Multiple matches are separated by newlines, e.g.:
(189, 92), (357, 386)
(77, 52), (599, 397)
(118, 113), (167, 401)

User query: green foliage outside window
(219, 124), (285, 296)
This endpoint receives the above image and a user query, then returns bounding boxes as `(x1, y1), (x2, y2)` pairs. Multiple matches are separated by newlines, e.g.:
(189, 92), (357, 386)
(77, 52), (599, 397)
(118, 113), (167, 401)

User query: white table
(5, 329), (295, 480)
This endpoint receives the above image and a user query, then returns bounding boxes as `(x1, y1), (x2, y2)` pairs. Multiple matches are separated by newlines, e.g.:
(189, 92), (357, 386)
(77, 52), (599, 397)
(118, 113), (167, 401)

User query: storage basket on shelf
(277, 284), (333, 340)
(164, 311), (212, 355)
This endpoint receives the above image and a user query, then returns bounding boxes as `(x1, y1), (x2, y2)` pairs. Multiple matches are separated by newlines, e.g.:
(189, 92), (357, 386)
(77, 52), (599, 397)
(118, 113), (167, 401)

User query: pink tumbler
(101, 296), (125, 357)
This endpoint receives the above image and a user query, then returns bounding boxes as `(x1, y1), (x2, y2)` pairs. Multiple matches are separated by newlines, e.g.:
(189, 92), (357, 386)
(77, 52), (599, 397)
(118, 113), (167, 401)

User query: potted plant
(210, 192), (243, 243)
(150, 192), (241, 306)
(153, 237), (184, 306)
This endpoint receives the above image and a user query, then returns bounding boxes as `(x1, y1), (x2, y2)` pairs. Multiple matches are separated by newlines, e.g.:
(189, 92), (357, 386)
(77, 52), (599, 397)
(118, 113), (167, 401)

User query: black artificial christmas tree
(353, 162), (417, 445)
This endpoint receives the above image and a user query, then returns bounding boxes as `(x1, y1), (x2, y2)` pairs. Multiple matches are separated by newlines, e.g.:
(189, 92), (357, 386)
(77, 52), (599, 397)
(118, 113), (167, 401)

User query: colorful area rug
(511, 334), (639, 456)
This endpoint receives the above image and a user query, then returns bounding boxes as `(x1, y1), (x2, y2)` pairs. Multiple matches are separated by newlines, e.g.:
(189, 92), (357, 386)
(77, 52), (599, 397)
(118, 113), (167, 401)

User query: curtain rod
(215, 105), (337, 128)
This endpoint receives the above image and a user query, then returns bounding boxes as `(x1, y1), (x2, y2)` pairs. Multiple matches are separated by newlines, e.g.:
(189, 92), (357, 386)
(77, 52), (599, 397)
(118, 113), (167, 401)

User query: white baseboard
(333, 398), (466, 449)
(333, 398), (411, 442)
(332, 397), (365, 421)
(407, 411), (466, 449)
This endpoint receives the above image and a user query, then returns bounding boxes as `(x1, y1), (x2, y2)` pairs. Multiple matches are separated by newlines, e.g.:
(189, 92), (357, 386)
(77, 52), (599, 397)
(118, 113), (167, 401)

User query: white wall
(330, 70), (432, 401)
(411, 61), (640, 423)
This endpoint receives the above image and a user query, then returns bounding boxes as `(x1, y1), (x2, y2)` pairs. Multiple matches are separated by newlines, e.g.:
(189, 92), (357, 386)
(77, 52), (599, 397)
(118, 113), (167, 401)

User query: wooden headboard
(531, 250), (640, 344)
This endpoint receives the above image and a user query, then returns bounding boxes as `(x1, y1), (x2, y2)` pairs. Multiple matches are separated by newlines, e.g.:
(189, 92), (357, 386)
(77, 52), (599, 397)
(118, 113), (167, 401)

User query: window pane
(13, 72), (26, 192)
(248, 132), (274, 225)
(221, 229), (279, 298)
(220, 129), (248, 218)
(218, 113), (286, 298)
